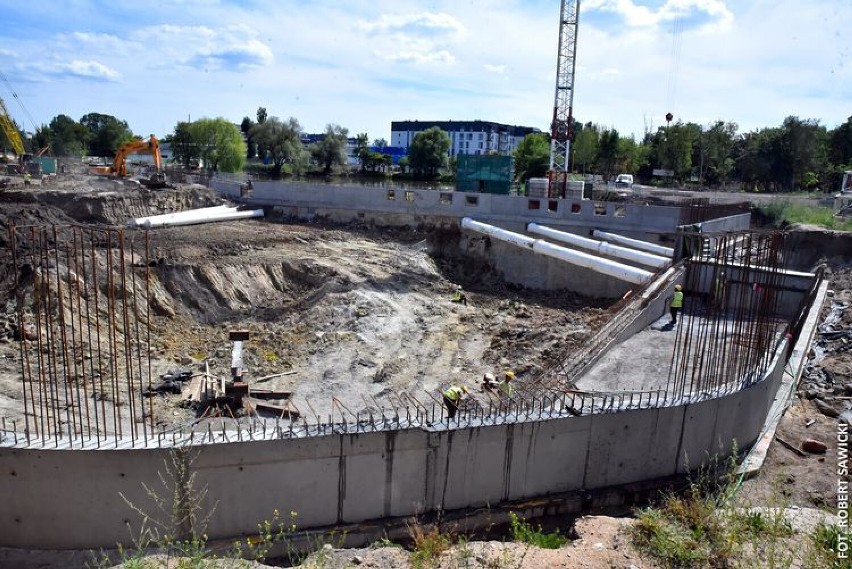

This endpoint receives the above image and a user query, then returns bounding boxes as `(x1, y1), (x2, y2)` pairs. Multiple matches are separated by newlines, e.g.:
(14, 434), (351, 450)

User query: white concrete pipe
(592, 229), (674, 258)
(461, 218), (653, 285)
(130, 206), (264, 229)
(527, 223), (670, 269)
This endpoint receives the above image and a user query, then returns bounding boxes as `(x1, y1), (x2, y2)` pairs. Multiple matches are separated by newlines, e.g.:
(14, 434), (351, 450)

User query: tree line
(4, 107), (850, 191)
(2, 107), (363, 176)
(514, 115), (852, 193)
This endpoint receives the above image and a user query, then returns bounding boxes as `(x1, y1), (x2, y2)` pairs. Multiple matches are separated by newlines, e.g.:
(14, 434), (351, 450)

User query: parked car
(615, 174), (634, 189)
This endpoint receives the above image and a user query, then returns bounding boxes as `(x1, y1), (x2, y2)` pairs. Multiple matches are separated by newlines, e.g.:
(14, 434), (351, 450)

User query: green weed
(407, 519), (452, 569)
(507, 512), (568, 550)
(806, 522), (852, 569)
(757, 200), (852, 231)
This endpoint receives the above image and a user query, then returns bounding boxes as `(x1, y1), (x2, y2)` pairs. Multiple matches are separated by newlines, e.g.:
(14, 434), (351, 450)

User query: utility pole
(548, 0), (581, 199)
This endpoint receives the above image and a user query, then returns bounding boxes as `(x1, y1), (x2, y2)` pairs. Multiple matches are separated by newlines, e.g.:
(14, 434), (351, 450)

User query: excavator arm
(113, 135), (161, 177)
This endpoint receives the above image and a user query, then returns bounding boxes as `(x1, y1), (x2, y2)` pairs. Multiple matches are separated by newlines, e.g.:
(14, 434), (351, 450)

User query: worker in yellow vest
(451, 286), (468, 306)
(500, 371), (516, 397)
(670, 284), (684, 324)
(442, 385), (469, 420)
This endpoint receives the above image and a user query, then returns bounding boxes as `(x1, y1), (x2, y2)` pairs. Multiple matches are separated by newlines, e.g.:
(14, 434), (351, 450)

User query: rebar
(0, 225), (817, 449)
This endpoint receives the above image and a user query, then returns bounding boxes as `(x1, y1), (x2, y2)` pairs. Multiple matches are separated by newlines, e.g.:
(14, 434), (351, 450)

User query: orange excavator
(90, 134), (167, 188)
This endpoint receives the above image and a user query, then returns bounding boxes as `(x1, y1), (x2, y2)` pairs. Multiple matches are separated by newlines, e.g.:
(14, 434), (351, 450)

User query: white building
(391, 120), (541, 157)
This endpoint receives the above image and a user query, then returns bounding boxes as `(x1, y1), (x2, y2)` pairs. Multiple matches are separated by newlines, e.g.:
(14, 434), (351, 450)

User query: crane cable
(0, 70), (38, 133)
(665, 11), (684, 120)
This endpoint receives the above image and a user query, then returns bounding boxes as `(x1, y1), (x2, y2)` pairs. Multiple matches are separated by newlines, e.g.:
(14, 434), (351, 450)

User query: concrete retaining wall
(212, 180), (682, 244)
(457, 232), (636, 298)
(688, 261), (814, 319)
(0, 337), (788, 550)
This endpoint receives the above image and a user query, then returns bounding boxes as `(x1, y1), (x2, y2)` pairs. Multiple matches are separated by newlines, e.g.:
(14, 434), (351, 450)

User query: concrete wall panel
(510, 417), (592, 499)
(0, 447), (165, 548)
(438, 424), (513, 511)
(196, 438), (341, 533)
(584, 406), (685, 488)
(677, 397), (722, 473)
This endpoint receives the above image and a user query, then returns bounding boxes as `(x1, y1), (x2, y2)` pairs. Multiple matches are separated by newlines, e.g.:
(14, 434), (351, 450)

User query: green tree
(649, 122), (699, 182)
(596, 129), (620, 178)
(47, 114), (90, 156)
(513, 132), (550, 182)
(355, 132), (370, 172)
(572, 123), (599, 174)
(310, 124), (349, 175)
(733, 128), (783, 192)
(32, 125), (50, 152)
(166, 121), (198, 168)
(697, 121), (738, 186)
(398, 156), (410, 174)
(779, 116), (829, 191)
(187, 117), (246, 172)
(616, 136), (646, 175)
(79, 112), (134, 156)
(408, 127), (450, 179)
(240, 116), (256, 159)
(373, 138), (388, 151)
(250, 116), (302, 177)
(256, 107), (267, 124)
(829, 116), (852, 168)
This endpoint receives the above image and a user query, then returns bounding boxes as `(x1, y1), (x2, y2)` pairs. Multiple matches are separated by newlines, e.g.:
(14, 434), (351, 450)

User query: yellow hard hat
(675, 284), (682, 291)
(504, 371), (516, 380)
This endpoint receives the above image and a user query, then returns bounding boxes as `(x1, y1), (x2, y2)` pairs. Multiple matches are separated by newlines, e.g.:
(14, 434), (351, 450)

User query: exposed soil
(0, 179), (610, 428)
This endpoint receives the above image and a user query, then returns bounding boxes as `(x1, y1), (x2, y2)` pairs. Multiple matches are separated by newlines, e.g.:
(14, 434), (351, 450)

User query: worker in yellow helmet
(442, 384), (469, 420)
(451, 285), (468, 306)
(670, 284), (684, 324)
(500, 371), (516, 397)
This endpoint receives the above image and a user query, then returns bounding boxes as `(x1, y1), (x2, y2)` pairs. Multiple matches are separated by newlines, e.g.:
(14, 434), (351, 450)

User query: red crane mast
(548, 0), (581, 198)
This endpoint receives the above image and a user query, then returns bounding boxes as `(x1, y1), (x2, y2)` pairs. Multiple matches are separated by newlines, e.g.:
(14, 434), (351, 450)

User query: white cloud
(585, 0), (733, 30)
(356, 12), (466, 38)
(355, 11), (466, 68)
(377, 50), (456, 65)
(4, 1), (850, 144)
(61, 60), (121, 81)
(131, 24), (273, 71)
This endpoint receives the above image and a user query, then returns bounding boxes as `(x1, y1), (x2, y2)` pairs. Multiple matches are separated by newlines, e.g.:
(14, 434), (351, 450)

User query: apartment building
(391, 120), (540, 157)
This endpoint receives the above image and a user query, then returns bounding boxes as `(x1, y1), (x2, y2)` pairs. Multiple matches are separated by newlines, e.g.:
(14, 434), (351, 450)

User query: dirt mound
(785, 225), (852, 270)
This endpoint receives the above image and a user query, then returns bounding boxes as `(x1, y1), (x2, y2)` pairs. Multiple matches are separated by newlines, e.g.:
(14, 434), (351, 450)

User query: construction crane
(0, 94), (25, 157)
(548, 0), (581, 199)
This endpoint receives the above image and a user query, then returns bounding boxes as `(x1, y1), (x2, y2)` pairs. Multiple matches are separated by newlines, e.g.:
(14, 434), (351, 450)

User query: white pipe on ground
(592, 229), (674, 257)
(130, 206), (264, 229)
(461, 218), (653, 285)
(527, 223), (670, 269)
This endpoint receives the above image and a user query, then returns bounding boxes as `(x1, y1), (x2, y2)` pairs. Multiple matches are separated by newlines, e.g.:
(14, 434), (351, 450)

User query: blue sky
(0, 0), (850, 143)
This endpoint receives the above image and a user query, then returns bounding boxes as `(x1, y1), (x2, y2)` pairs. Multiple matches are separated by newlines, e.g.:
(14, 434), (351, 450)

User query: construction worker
(451, 286), (468, 306)
(670, 284), (684, 324)
(442, 385), (469, 420)
(500, 371), (516, 397)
